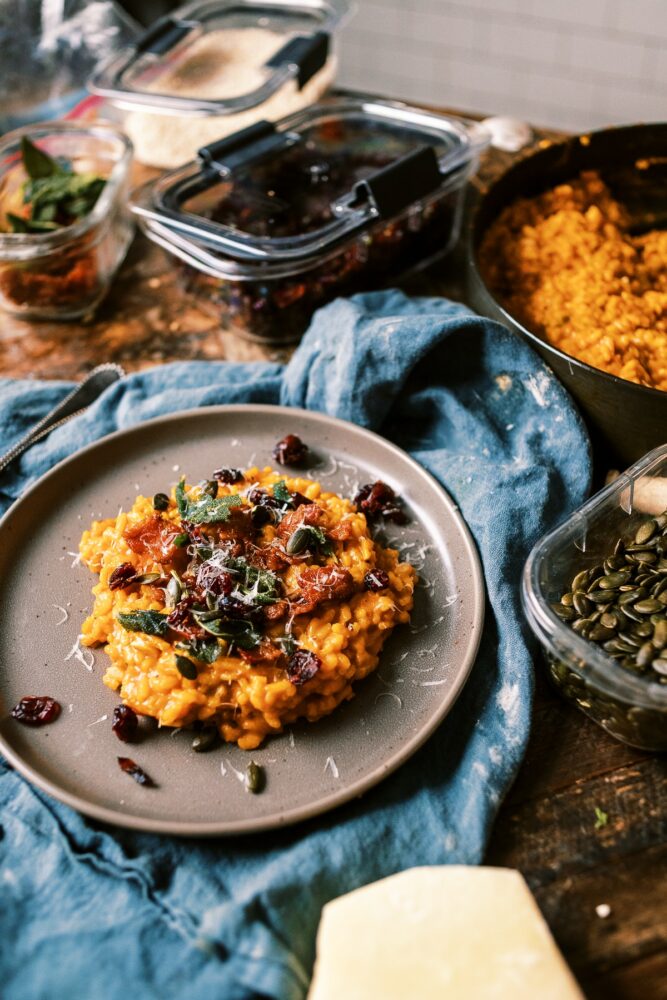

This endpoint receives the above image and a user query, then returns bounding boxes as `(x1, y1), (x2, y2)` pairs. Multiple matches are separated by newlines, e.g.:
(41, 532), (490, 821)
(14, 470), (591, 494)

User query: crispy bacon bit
(273, 433), (308, 466)
(329, 519), (355, 541)
(293, 565), (355, 615)
(10, 696), (61, 726)
(276, 503), (324, 541)
(263, 599), (289, 622)
(364, 569), (390, 592)
(109, 562), (139, 591)
(247, 543), (290, 574)
(239, 639), (283, 664)
(117, 757), (155, 787)
(112, 704), (139, 742)
(286, 649), (321, 685)
(354, 481), (407, 524)
(213, 467), (243, 484)
(124, 514), (184, 564)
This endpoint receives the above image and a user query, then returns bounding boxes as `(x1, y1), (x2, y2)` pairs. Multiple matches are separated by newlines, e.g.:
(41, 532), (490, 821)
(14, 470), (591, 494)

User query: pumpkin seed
(652, 620), (667, 649)
(175, 655), (198, 680)
(589, 624), (616, 642)
(245, 761), (265, 794)
(634, 598), (663, 615)
(191, 727), (218, 752)
(636, 642), (656, 668)
(573, 592), (593, 616)
(572, 569), (590, 591)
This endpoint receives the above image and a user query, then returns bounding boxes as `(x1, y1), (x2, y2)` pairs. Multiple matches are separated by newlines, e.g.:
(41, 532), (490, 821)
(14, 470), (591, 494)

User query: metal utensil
(0, 363), (125, 474)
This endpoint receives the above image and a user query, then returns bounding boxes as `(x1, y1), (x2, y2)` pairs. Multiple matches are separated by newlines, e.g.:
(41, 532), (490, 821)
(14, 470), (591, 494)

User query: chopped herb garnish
(173, 532), (190, 547)
(226, 556), (281, 606)
(277, 634), (298, 657)
(175, 477), (243, 525)
(176, 637), (221, 664)
(273, 479), (292, 505)
(193, 615), (262, 648)
(594, 806), (609, 830)
(117, 610), (169, 637)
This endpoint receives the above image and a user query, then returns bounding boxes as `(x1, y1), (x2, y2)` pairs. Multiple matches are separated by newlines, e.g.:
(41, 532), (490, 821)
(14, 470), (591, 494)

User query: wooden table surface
(1, 107), (665, 999)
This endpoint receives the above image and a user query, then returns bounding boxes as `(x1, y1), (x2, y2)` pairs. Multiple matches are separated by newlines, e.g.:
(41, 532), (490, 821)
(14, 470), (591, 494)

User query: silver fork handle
(0, 363), (125, 475)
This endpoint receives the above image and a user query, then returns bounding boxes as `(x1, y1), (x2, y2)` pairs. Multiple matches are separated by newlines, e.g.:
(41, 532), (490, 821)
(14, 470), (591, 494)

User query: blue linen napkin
(0, 291), (591, 1000)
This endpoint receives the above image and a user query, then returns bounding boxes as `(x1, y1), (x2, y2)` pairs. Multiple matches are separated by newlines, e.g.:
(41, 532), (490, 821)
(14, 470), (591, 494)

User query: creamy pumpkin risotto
(79, 460), (416, 750)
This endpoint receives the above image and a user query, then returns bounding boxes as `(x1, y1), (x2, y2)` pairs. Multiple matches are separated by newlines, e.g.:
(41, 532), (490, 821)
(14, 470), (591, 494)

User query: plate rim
(0, 403), (485, 836)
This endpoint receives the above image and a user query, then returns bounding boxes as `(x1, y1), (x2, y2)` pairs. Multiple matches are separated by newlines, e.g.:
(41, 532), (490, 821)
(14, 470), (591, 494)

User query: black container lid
(130, 98), (490, 265)
(89, 0), (349, 117)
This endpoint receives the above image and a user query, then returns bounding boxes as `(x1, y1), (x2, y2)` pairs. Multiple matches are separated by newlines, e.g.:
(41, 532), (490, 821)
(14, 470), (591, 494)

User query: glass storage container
(523, 444), (667, 751)
(130, 98), (489, 344)
(0, 122), (133, 321)
(89, 0), (350, 168)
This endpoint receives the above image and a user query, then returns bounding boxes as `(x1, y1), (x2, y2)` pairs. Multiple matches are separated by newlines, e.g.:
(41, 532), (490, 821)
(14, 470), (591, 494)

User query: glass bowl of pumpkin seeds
(523, 444), (667, 750)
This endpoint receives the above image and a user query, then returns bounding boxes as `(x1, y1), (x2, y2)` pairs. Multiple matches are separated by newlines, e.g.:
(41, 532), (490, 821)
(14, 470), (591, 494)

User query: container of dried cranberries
(130, 98), (489, 344)
(0, 121), (133, 320)
(523, 444), (667, 751)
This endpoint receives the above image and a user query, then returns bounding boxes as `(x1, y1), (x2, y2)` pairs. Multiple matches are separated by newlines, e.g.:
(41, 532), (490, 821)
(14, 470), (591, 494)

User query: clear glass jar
(90, 0), (350, 168)
(130, 99), (489, 344)
(523, 444), (667, 750)
(0, 122), (133, 321)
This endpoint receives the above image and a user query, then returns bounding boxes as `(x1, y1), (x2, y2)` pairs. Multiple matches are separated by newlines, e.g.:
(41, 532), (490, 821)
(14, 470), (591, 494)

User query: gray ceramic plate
(0, 405), (484, 836)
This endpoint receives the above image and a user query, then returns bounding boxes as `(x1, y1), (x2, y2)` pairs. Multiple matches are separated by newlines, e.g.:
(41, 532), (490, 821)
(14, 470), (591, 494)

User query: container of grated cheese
(88, 0), (351, 168)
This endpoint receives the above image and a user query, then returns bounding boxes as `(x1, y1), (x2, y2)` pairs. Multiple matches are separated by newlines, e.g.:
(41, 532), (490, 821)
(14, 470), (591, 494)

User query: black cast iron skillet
(466, 122), (667, 466)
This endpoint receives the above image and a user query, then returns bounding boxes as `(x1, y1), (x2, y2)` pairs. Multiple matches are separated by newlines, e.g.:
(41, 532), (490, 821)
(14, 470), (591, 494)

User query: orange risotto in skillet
(79, 447), (416, 750)
(479, 169), (667, 391)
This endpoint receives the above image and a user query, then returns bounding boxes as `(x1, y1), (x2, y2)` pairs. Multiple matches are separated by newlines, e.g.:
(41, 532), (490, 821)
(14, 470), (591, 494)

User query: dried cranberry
(218, 595), (264, 621)
(213, 468), (243, 484)
(117, 757), (155, 787)
(10, 696), (61, 727)
(196, 562), (234, 596)
(251, 504), (273, 527)
(354, 481), (407, 524)
(364, 569), (390, 591)
(286, 649), (321, 686)
(112, 704), (139, 743)
(291, 490), (314, 508)
(109, 562), (138, 591)
(166, 599), (206, 640)
(248, 486), (281, 509)
(273, 434), (308, 466)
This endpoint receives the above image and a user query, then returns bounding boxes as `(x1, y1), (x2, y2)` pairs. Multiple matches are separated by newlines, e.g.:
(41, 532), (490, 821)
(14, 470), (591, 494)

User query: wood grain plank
(532, 844), (667, 972)
(489, 755), (667, 884)
(582, 949), (667, 1000)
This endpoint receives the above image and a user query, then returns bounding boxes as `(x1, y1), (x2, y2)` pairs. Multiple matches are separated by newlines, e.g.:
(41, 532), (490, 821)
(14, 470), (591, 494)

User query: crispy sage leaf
(175, 637), (221, 663)
(117, 610), (169, 637)
(175, 477), (243, 524)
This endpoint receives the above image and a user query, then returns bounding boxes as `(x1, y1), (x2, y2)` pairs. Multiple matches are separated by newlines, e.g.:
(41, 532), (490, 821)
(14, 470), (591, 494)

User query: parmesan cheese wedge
(307, 866), (584, 1000)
